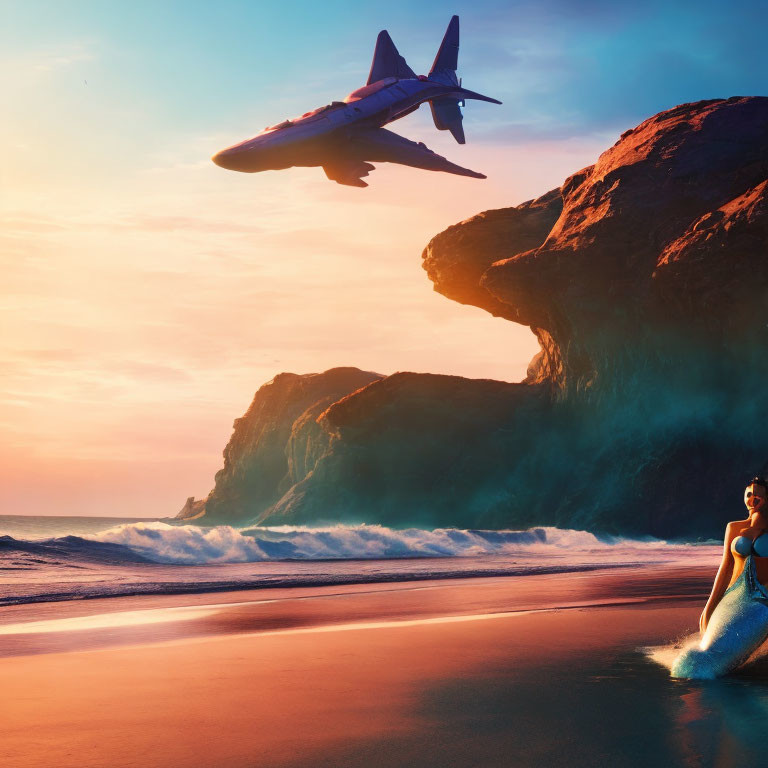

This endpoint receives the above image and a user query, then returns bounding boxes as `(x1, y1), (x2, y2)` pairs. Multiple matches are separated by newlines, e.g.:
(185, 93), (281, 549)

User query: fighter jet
(212, 16), (501, 187)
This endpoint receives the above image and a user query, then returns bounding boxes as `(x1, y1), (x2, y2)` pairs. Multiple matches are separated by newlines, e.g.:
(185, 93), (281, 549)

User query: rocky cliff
(182, 97), (768, 537)
(187, 367), (382, 525)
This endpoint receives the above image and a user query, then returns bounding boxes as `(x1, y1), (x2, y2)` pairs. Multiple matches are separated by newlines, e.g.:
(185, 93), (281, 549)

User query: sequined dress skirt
(672, 554), (768, 678)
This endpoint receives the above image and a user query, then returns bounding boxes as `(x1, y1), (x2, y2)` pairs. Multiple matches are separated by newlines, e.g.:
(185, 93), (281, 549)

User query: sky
(1, 0), (766, 517)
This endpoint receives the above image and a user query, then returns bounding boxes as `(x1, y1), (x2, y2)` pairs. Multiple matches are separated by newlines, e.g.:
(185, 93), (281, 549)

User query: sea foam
(83, 521), (713, 565)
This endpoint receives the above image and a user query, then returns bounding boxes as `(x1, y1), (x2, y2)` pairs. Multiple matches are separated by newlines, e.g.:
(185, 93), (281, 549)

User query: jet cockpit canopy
(264, 101), (348, 132)
(344, 77), (397, 103)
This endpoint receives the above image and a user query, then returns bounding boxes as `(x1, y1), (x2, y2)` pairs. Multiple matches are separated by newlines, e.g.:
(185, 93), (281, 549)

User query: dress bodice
(732, 533), (768, 558)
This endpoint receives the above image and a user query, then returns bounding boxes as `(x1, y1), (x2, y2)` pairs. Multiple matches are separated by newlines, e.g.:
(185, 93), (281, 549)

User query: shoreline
(0, 560), (646, 609)
(0, 563), (714, 657)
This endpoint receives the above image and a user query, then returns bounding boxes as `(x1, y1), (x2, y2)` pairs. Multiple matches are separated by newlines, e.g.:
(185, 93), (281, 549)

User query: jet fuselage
(212, 78), (468, 173)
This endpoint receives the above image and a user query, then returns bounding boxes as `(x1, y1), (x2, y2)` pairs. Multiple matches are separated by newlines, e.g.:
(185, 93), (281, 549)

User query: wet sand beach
(4, 564), (768, 768)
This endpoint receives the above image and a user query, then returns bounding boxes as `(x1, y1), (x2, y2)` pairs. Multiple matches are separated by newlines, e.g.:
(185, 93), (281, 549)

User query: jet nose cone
(212, 144), (260, 172)
(212, 148), (235, 169)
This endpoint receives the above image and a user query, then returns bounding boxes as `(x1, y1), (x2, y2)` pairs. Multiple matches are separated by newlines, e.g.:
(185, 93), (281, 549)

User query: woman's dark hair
(747, 477), (768, 493)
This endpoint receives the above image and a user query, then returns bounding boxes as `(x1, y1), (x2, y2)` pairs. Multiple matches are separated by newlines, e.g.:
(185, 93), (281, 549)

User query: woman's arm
(699, 522), (736, 634)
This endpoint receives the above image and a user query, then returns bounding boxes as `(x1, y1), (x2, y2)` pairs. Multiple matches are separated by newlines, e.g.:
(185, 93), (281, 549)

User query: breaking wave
(77, 521), (714, 565)
(0, 520), (722, 606)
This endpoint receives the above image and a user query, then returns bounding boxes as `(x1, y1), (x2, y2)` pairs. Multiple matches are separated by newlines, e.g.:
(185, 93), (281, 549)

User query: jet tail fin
(429, 15), (460, 83)
(429, 98), (465, 144)
(428, 17), (462, 142)
(367, 30), (416, 84)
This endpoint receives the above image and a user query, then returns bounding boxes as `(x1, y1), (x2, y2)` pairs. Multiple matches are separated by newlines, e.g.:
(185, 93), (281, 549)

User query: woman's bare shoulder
(725, 519), (750, 538)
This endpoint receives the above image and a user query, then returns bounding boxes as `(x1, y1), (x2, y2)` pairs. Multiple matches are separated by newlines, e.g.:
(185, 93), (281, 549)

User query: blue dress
(672, 535), (768, 679)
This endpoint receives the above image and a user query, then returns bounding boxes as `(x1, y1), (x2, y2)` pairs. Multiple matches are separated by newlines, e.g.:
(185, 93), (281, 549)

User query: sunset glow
(2, 0), (765, 517)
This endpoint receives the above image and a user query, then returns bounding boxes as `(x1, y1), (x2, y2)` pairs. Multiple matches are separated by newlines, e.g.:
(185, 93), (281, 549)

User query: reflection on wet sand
(672, 664), (768, 768)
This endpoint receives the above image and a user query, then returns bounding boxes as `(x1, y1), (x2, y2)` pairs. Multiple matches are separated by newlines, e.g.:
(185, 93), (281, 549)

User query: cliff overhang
(181, 98), (768, 538)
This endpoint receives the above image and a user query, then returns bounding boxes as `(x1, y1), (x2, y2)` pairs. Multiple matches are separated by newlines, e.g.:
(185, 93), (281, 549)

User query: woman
(672, 478), (768, 679)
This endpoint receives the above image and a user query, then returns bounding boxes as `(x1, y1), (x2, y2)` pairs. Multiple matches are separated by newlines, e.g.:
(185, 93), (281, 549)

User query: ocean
(0, 515), (721, 607)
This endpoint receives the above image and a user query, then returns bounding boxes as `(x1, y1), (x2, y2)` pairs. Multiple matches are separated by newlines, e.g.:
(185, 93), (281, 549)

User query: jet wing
(367, 31), (417, 84)
(348, 128), (485, 179)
